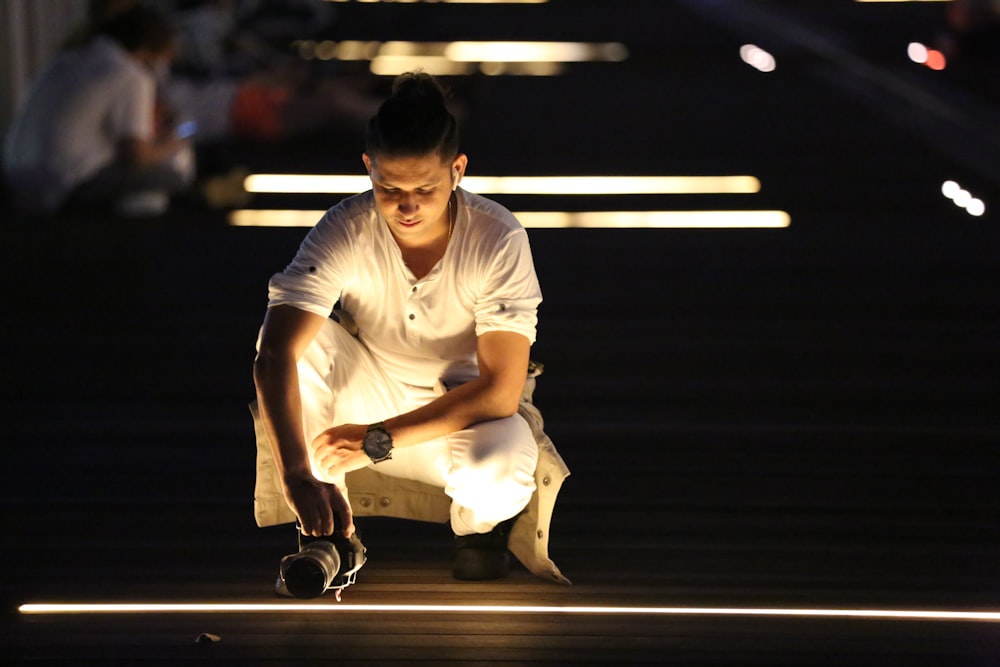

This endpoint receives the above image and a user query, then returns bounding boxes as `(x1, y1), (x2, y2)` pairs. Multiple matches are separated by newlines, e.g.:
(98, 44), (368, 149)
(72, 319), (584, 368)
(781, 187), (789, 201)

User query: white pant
(297, 319), (538, 536)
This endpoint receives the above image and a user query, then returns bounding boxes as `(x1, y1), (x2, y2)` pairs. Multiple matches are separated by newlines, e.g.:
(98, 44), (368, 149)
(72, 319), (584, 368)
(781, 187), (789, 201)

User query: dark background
(3, 0), (999, 663)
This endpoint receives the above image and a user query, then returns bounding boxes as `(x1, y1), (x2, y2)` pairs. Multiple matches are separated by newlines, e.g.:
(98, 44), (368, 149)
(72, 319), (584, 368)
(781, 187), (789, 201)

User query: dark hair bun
(390, 71), (448, 106)
(365, 71), (459, 159)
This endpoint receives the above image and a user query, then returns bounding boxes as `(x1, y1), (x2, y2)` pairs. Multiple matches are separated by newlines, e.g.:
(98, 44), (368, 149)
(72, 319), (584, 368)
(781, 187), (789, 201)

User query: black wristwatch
(362, 422), (393, 463)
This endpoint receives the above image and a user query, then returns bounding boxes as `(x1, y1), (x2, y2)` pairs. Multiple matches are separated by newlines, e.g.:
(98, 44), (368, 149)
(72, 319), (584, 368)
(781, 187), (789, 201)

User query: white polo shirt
(267, 189), (542, 388)
(2, 37), (155, 213)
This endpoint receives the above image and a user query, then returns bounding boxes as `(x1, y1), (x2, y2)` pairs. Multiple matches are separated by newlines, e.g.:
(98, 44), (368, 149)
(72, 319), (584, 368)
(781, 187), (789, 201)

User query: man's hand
(312, 424), (371, 480)
(283, 473), (355, 538)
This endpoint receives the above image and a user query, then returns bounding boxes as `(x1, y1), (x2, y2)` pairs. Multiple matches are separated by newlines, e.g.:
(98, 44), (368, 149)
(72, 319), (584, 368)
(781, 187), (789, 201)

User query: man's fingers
(315, 500), (336, 536)
(316, 448), (342, 468)
(297, 498), (336, 537)
(339, 511), (355, 538)
(291, 478), (353, 537)
(297, 508), (320, 537)
(330, 490), (355, 538)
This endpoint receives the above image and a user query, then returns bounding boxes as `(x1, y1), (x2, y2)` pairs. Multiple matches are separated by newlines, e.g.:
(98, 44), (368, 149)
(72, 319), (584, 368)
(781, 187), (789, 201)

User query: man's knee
(449, 415), (538, 488)
(476, 412), (535, 453)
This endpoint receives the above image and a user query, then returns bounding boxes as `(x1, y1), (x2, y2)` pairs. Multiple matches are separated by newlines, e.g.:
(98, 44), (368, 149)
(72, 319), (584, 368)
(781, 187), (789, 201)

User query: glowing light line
(444, 41), (627, 63)
(326, 0), (548, 4)
(516, 210), (790, 229)
(227, 209), (791, 229)
(17, 603), (1000, 622)
(242, 174), (761, 195)
(297, 39), (626, 75)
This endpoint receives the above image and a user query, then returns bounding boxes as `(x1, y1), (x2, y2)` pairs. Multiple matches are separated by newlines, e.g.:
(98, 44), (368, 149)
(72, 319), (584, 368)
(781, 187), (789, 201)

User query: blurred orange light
(925, 49), (946, 70)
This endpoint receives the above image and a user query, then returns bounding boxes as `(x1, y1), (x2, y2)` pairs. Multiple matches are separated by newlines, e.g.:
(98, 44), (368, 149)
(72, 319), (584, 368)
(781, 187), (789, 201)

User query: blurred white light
(229, 209), (323, 227)
(297, 39), (627, 66)
(740, 44), (776, 73)
(478, 61), (564, 76)
(515, 210), (790, 229)
(952, 189), (972, 208)
(941, 180), (961, 199)
(243, 174), (762, 195)
(370, 55), (475, 76)
(326, 0), (548, 3)
(245, 174), (369, 193)
(444, 41), (626, 63)
(941, 179), (988, 218)
(293, 38), (627, 76)
(228, 209), (791, 229)
(907, 42), (928, 64)
(465, 175), (760, 195)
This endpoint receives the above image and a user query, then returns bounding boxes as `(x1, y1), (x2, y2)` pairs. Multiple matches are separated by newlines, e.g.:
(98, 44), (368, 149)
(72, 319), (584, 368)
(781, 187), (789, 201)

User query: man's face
(363, 152), (466, 246)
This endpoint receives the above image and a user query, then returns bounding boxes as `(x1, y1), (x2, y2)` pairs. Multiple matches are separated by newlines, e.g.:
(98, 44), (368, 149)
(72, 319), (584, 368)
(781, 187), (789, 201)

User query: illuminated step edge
(228, 209), (790, 229)
(300, 40), (624, 64)
(243, 174), (761, 195)
(297, 39), (627, 75)
(326, 0), (549, 4)
(18, 603), (1000, 622)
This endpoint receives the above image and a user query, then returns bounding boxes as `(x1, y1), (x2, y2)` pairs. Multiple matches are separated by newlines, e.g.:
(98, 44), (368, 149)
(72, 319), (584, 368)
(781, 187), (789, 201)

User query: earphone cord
(448, 196), (454, 240)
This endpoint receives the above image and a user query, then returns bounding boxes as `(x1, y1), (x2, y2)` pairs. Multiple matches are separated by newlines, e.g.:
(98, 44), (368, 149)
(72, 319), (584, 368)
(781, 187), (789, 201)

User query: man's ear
(451, 153), (469, 184)
(362, 153), (373, 175)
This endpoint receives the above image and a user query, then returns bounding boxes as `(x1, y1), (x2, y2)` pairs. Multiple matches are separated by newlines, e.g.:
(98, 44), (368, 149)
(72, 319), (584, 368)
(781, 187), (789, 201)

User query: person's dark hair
(100, 3), (177, 53)
(365, 72), (459, 161)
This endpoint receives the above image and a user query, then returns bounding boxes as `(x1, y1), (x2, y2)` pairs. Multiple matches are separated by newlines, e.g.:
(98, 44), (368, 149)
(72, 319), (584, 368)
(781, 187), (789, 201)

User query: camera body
(276, 526), (367, 600)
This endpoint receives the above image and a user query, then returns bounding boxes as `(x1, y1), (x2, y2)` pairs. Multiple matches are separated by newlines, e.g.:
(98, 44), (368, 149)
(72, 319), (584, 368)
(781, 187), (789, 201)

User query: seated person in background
(3, 3), (195, 217)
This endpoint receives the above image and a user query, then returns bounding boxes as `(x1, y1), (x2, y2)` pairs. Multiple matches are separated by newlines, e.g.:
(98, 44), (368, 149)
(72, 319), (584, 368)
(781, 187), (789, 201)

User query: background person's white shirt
(2, 37), (154, 213)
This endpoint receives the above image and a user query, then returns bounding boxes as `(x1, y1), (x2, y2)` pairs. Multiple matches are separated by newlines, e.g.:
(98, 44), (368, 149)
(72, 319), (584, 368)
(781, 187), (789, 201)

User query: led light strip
(243, 174), (761, 195)
(297, 39), (627, 75)
(227, 209), (791, 229)
(325, 0), (549, 4)
(17, 603), (1000, 622)
(516, 210), (789, 228)
(300, 40), (625, 63)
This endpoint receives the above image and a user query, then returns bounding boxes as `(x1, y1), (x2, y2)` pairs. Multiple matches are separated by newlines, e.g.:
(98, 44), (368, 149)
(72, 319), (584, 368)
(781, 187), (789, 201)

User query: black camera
(276, 524), (367, 600)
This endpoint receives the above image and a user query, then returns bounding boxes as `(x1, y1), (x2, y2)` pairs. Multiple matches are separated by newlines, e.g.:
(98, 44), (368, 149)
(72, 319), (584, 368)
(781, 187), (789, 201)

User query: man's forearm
(253, 353), (313, 481)
(383, 375), (517, 449)
(383, 331), (530, 448)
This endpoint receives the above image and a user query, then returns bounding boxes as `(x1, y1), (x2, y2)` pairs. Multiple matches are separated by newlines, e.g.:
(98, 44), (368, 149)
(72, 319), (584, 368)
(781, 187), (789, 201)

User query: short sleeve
(267, 206), (357, 317)
(473, 228), (542, 343)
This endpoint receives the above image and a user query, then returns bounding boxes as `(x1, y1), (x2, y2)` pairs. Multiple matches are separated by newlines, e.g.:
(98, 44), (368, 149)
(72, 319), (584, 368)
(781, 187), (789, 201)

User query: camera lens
(281, 541), (342, 599)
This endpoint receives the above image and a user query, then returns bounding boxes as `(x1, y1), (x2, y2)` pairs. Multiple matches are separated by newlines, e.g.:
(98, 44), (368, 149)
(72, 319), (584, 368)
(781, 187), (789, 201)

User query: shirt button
(408, 313), (415, 320)
(411, 286), (417, 293)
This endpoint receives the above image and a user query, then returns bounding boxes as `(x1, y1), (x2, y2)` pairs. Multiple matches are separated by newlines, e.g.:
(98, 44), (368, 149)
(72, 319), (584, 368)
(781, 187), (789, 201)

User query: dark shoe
(452, 517), (515, 581)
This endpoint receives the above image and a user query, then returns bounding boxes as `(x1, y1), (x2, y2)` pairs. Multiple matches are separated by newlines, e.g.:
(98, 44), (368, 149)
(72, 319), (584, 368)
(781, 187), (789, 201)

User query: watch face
(363, 426), (393, 462)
